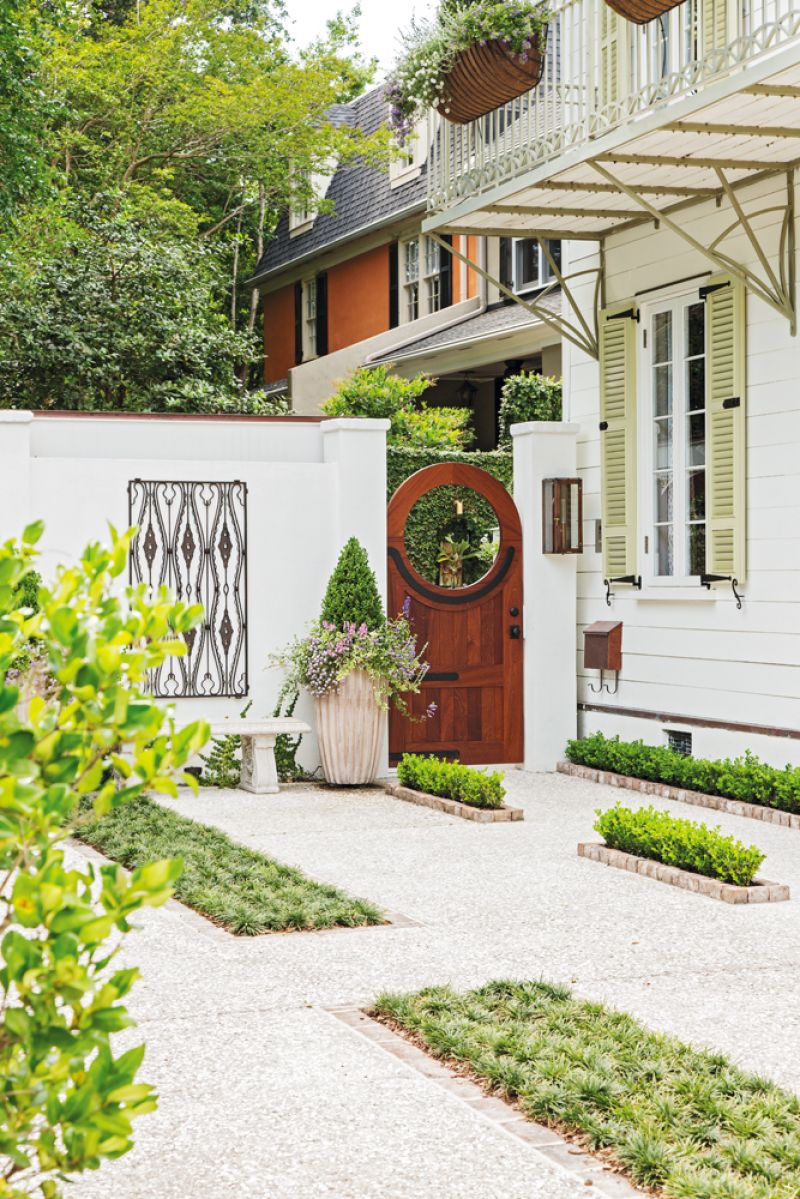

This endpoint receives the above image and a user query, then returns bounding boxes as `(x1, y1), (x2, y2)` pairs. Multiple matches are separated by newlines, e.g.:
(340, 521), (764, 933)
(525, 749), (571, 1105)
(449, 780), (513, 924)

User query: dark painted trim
(388, 545), (515, 605)
(578, 702), (800, 742)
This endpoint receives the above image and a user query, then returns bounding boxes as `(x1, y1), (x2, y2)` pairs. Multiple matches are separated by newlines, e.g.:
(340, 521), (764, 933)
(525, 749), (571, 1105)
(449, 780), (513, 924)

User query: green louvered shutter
(705, 274), (746, 582)
(599, 7), (626, 111)
(703, 0), (729, 55)
(600, 301), (638, 579)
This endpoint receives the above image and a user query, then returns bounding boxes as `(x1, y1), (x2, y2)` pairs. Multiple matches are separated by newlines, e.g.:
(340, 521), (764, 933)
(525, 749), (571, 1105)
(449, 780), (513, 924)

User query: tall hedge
(387, 447), (513, 586)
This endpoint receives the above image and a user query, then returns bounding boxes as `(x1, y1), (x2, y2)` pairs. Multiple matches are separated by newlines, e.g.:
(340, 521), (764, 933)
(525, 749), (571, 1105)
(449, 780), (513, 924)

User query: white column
(512, 420), (580, 772)
(321, 417), (391, 774)
(0, 412), (33, 543)
(320, 418), (390, 602)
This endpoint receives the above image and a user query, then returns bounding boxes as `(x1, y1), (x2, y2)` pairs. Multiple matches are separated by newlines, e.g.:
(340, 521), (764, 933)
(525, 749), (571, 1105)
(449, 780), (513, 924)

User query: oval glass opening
(404, 484), (501, 589)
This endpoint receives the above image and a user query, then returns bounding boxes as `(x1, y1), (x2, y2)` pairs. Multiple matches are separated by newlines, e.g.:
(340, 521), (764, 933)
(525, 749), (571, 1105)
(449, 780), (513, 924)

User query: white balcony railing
(428, 0), (800, 215)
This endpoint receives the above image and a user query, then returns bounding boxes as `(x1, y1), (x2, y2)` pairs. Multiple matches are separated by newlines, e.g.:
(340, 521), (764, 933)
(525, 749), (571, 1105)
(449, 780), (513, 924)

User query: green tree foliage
(320, 538), (384, 631)
(0, 0), (386, 407)
(498, 372), (562, 445)
(0, 197), (257, 411)
(322, 365), (474, 449)
(0, 521), (208, 1197)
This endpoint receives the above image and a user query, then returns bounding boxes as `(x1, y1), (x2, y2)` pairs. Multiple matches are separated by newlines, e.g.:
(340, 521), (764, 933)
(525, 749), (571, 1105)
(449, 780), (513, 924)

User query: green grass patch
(77, 796), (384, 935)
(397, 753), (505, 808)
(375, 980), (800, 1198)
(595, 804), (766, 887)
(566, 732), (800, 815)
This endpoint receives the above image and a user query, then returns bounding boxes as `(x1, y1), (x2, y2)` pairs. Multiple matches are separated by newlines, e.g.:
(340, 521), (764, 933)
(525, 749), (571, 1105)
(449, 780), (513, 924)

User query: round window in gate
(403, 484), (501, 589)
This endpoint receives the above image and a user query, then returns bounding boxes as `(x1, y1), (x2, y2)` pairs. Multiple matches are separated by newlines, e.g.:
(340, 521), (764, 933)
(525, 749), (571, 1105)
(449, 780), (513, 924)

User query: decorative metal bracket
(604, 575), (642, 606)
(590, 162), (797, 336)
(588, 668), (619, 696)
(700, 573), (743, 609)
(429, 232), (601, 360)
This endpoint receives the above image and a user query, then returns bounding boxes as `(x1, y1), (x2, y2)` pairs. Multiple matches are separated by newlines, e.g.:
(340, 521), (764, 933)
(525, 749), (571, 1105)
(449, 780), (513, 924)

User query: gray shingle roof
(370, 293), (562, 364)
(252, 87), (426, 284)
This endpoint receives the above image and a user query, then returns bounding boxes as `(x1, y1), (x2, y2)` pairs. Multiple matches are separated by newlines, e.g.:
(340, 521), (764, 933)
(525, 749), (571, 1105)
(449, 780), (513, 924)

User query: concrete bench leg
(240, 734), (280, 795)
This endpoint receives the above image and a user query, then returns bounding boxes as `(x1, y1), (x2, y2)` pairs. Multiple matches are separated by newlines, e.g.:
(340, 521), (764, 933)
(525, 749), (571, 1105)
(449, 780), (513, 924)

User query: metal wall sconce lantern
(542, 478), (583, 555)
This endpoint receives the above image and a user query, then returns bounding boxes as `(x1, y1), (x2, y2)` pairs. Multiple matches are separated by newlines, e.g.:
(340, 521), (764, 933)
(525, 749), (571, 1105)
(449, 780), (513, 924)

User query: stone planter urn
(314, 669), (384, 786)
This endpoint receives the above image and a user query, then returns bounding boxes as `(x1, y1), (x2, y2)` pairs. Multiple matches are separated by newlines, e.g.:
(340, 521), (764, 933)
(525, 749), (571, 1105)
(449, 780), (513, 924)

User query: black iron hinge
(699, 280), (730, 300)
(606, 308), (639, 322)
(722, 396), (741, 409)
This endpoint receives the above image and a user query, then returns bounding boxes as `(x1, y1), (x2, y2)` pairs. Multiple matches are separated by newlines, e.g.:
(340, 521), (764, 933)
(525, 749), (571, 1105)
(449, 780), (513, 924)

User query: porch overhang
(424, 49), (800, 337)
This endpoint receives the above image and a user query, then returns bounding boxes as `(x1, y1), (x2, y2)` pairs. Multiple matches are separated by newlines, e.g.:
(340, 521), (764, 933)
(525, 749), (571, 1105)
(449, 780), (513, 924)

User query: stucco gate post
(321, 417), (391, 774)
(512, 421), (580, 772)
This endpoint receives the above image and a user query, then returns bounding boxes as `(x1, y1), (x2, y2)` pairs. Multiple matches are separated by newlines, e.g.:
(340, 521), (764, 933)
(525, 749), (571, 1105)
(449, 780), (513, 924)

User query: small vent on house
(667, 730), (692, 757)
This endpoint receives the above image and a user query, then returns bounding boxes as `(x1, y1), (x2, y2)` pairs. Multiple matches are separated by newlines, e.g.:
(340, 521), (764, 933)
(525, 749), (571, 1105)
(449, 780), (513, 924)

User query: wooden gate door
(388, 463), (523, 766)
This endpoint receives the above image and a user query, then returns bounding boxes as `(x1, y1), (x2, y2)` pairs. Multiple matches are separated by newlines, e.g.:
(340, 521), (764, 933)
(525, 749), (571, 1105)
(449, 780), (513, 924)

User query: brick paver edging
(384, 782), (524, 822)
(328, 1007), (641, 1197)
(558, 760), (800, 830)
(578, 842), (790, 904)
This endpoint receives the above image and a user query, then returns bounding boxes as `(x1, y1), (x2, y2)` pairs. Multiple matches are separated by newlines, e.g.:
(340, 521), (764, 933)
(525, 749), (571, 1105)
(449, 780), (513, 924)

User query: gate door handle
(509, 624), (521, 639)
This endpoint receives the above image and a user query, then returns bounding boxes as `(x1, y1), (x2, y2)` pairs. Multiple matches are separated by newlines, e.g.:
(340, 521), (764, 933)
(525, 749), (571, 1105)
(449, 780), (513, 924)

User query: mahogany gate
(388, 463), (523, 766)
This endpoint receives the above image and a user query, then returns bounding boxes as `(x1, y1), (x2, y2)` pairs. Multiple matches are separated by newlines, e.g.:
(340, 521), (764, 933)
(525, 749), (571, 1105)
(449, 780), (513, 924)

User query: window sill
(636, 587), (718, 602)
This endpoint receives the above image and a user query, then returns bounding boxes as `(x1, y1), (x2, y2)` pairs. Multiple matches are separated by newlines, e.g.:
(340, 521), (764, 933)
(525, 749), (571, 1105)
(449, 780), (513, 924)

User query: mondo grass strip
(375, 980), (800, 1198)
(77, 796), (384, 936)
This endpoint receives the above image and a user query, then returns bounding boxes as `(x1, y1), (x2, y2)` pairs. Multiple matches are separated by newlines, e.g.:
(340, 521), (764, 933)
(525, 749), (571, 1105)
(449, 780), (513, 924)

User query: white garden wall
(0, 411), (390, 772)
(564, 171), (800, 768)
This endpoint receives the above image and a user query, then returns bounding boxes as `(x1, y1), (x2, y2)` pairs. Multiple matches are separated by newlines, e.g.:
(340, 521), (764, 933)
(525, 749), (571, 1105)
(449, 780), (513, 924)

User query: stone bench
(206, 719), (311, 794)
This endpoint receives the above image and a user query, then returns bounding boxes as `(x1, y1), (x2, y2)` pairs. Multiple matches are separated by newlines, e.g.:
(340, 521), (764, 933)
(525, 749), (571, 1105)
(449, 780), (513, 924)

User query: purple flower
(402, 595), (411, 618)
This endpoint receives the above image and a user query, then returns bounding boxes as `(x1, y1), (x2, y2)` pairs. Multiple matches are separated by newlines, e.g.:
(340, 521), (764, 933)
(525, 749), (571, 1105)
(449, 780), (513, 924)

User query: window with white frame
(304, 277), (317, 359)
(644, 294), (706, 579)
(403, 239), (420, 321)
(423, 236), (442, 313)
(512, 239), (561, 295)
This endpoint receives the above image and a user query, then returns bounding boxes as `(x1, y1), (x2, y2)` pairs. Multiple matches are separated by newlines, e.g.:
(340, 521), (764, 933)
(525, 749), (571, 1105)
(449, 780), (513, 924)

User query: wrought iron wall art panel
(128, 480), (248, 698)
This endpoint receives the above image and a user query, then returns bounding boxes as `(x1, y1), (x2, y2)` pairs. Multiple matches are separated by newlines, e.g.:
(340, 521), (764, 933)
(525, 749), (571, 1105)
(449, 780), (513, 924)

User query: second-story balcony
(425, 0), (800, 243)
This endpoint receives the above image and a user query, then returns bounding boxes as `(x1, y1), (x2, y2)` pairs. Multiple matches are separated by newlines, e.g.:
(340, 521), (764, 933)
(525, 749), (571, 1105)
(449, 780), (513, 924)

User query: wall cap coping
(510, 420), (580, 437)
(0, 411), (34, 424)
(321, 418), (391, 433)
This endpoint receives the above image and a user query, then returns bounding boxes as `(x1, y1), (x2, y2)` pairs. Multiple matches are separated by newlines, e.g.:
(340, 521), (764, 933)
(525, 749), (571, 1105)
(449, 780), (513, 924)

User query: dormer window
(389, 118), (430, 188)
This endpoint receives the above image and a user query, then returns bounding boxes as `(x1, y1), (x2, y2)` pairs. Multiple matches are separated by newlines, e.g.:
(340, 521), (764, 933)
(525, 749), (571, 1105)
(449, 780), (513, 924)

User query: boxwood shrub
(566, 732), (800, 815)
(595, 804), (766, 887)
(396, 753), (505, 808)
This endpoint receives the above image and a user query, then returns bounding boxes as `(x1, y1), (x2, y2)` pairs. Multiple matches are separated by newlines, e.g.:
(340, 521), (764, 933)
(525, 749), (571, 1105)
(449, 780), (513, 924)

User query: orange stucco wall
(467, 236), (479, 299)
(263, 285), (296, 384)
(327, 245), (390, 353)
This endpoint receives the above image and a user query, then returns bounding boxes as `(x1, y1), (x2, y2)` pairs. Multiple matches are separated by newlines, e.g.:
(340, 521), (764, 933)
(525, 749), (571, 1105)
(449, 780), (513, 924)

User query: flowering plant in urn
(275, 539), (433, 784)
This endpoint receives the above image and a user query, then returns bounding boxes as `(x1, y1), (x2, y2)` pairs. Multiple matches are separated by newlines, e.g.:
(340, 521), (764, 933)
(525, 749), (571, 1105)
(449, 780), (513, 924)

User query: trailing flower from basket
(386, 0), (549, 138)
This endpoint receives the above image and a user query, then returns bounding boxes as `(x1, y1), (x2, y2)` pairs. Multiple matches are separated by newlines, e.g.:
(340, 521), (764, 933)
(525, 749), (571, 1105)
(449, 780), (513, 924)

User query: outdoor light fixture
(542, 478), (583, 554)
(457, 377), (478, 407)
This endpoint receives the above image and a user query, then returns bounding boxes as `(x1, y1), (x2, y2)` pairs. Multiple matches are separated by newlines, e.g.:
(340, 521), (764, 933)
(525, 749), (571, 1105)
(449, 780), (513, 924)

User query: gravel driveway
(75, 769), (800, 1198)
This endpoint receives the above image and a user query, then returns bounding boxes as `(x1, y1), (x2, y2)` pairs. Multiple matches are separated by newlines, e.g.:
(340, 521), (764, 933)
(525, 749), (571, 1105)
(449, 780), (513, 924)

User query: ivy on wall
(387, 447), (513, 588)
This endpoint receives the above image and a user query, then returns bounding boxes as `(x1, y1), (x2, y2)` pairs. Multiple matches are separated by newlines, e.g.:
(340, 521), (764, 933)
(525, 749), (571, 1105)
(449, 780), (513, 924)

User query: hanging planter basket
(435, 32), (547, 125)
(603, 0), (683, 26)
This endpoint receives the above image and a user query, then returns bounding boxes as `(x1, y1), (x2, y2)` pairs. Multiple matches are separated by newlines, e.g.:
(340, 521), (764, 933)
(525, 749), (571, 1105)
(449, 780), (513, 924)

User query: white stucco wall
(0, 412), (390, 773)
(563, 171), (800, 767)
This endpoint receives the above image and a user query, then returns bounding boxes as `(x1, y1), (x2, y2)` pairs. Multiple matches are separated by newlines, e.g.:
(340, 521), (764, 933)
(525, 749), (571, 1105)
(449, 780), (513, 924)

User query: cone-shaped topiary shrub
(320, 537), (384, 630)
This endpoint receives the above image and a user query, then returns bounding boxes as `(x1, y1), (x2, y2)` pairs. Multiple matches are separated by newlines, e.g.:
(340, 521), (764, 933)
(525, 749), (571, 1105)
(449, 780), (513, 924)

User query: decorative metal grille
(128, 480), (248, 698)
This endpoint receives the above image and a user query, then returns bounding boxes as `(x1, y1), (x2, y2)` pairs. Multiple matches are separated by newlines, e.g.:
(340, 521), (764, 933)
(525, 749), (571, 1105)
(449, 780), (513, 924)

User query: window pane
(655, 474), (672, 523)
(655, 524), (673, 576)
(687, 469), (705, 521)
(405, 241), (419, 281)
(514, 239), (540, 290)
(687, 357), (705, 411)
(655, 417), (672, 469)
(424, 237), (439, 276)
(654, 364), (672, 416)
(688, 523), (706, 577)
(653, 311), (672, 363)
(687, 412), (705, 466)
(687, 302), (705, 357)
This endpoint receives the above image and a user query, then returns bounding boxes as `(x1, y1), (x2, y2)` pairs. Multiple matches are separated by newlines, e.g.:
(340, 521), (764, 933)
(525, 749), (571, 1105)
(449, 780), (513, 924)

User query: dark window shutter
(499, 238), (512, 295)
(315, 272), (328, 357)
(294, 281), (303, 364)
(389, 242), (399, 328)
(439, 234), (453, 309)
